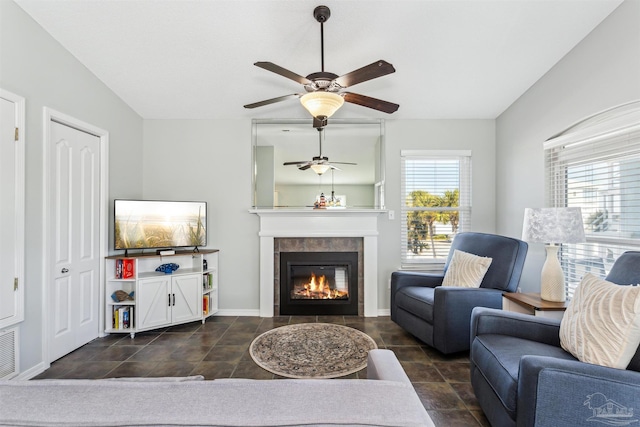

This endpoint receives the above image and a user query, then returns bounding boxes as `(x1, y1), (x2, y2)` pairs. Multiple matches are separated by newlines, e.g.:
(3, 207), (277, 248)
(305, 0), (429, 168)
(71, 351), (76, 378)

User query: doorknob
(61, 268), (69, 273)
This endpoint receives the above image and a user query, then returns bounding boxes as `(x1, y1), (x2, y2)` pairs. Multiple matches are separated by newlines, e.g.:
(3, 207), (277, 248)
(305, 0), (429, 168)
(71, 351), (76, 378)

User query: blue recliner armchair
(390, 232), (528, 354)
(470, 251), (640, 427)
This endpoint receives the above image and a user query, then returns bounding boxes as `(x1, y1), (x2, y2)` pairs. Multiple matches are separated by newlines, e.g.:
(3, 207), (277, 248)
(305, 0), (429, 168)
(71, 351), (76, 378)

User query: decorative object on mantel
(314, 193), (346, 209)
(522, 207), (586, 302)
(249, 323), (377, 379)
(243, 5), (399, 128)
(314, 192), (327, 209)
(155, 263), (180, 274)
(327, 194), (345, 208)
(283, 127), (356, 175)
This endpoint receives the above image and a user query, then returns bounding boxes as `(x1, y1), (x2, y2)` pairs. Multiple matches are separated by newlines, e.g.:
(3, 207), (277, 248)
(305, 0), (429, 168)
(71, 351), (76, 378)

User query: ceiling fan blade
(343, 92), (399, 114)
(298, 164), (312, 171)
(243, 94), (301, 109)
(254, 62), (312, 85)
(329, 165), (342, 171)
(329, 161), (357, 165)
(283, 161), (309, 166)
(332, 60), (396, 88)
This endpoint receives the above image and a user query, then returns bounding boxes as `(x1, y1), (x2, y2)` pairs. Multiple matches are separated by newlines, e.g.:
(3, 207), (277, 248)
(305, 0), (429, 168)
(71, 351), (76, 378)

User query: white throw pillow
(560, 273), (640, 369)
(441, 249), (492, 288)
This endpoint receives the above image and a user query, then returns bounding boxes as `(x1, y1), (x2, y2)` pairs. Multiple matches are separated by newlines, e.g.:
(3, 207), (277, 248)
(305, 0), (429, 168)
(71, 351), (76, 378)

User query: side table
(502, 292), (568, 320)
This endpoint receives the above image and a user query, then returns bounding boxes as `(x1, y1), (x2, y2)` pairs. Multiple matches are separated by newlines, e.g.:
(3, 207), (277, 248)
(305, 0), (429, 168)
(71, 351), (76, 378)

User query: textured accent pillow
(560, 273), (640, 369)
(441, 249), (492, 288)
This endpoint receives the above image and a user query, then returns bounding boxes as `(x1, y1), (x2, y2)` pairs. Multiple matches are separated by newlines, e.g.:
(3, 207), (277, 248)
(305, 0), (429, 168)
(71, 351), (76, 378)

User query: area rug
(249, 323), (378, 379)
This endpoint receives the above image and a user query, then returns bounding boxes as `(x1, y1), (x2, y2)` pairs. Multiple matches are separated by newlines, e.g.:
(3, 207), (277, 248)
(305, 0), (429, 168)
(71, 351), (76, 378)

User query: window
(545, 101), (640, 297)
(401, 150), (472, 269)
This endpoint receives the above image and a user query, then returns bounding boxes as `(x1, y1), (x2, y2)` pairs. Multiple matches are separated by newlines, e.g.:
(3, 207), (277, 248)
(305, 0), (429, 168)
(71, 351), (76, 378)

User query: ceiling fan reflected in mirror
(283, 127), (357, 175)
(244, 5), (399, 128)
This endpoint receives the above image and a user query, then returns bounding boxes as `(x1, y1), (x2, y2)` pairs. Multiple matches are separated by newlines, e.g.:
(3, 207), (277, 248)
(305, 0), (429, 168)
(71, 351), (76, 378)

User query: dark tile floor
(35, 315), (490, 427)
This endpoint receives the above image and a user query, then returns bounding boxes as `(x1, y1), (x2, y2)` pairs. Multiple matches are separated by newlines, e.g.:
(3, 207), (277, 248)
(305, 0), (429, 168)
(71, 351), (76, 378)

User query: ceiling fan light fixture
(310, 163), (331, 175)
(300, 92), (344, 119)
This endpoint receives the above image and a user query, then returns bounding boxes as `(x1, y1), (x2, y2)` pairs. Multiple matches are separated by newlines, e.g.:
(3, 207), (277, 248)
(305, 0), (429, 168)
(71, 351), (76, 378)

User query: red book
(122, 259), (135, 279)
(203, 295), (209, 315)
(115, 259), (123, 279)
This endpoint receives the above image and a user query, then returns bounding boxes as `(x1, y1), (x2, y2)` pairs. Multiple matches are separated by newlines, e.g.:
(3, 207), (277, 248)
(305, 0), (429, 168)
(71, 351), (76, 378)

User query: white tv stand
(105, 249), (219, 338)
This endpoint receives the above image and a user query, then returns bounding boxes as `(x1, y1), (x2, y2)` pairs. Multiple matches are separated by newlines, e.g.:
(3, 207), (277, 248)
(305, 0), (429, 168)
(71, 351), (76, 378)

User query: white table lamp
(522, 207), (586, 302)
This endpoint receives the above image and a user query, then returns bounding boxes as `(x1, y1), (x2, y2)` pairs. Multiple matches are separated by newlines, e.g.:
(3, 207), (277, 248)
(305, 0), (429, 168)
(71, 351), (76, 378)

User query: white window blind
(545, 101), (640, 298)
(400, 150), (472, 269)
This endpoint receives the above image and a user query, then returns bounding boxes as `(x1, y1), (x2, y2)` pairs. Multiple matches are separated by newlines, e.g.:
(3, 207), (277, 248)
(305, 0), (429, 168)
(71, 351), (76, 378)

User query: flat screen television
(114, 199), (207, 251)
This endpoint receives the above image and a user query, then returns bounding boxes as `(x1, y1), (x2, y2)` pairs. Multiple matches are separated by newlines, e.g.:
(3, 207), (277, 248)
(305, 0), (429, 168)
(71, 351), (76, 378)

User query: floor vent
(0, 328), (18, 379)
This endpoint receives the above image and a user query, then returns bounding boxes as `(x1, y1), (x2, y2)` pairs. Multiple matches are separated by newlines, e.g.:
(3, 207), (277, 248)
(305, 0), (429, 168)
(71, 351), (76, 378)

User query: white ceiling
(15, 0), (623, 121)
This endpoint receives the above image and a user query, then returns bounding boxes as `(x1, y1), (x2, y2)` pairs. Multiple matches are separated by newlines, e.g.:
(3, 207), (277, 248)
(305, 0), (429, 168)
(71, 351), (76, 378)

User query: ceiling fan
(244, 5), (399, 128)
(283, 127), (356, 175)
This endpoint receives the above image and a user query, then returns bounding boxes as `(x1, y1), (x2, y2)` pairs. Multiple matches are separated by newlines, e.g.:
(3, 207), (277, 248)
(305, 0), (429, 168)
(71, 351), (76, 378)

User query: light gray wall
(379, 119), (497, 308)
(495, 0), (640, 292)
(0, 1), (143, 374)
(143, 118), (496, 312)
(142, 119), (259, 313)
(339, 118), (499, 308)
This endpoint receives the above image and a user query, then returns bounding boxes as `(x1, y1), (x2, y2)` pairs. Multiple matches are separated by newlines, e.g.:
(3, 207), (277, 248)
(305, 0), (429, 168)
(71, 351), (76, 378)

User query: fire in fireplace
(280, 252), (358, 315)
(290, 270), (349, 300)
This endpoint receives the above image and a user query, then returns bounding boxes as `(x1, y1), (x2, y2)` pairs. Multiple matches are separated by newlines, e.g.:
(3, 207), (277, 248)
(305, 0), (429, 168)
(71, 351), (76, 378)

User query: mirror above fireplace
(251, 118), (386, 209)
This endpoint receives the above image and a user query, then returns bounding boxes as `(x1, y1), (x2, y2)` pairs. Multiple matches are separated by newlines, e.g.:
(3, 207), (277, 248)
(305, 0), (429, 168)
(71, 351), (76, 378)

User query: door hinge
(14, 127), (19, 141)
(14, 277), (18, 291)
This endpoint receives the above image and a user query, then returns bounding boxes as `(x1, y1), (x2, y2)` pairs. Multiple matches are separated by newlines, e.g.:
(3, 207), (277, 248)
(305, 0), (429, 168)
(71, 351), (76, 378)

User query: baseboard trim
(15, 361), (48, 380)
(213, 309), (261, 317)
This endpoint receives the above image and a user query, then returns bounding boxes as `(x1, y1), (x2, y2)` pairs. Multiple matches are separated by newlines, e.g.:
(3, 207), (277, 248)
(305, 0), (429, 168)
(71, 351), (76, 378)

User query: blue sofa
(470, 251), (640, 427)
(391, 232), (528, 354)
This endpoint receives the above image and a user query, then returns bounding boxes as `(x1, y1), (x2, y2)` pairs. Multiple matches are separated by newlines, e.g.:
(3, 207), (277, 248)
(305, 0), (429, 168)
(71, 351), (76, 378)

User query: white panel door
(0, 91), (24, 329)
(50, 121), (101, 361)
(171, 274), (202, 323)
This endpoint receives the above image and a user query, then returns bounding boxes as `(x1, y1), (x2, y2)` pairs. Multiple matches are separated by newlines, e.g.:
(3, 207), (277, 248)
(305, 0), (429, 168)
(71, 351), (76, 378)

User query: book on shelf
(122, 307), (130, 329)
(115, 258), (135, 279)
(203, 272), (213, 290)
(118, 306), (125, 329)
(115, 259), (123, 279)
(203, 295), (210, 315)
(113, 306), (134, 330)
(122, 258), (135, 278)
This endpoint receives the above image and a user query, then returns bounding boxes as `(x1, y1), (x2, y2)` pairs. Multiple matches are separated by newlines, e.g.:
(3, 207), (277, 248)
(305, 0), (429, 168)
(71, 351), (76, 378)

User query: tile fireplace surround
(275, 237), (363, 316)
(251, 209), (384, 317)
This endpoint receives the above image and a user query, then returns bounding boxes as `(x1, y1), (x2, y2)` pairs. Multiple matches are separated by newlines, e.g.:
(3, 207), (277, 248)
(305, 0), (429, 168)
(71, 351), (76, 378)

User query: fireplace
(280, 251), (358, 315)
(251, 209), (381, 317)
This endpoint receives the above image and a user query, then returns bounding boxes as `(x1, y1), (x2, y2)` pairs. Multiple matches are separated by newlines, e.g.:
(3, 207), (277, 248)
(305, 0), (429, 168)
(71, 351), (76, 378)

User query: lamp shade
(300, 92), (344, 118)
(522, 207), (585, 302)
(522, 207), (586, 244)
(310, 164), (331, 175)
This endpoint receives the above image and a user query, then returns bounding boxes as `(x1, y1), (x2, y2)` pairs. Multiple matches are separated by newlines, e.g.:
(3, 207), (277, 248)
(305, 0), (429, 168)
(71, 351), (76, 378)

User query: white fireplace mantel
(250, 209), (385, 317)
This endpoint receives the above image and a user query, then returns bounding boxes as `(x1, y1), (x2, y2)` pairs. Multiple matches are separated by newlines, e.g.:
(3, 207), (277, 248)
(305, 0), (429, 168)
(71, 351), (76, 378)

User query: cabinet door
(171, 274), (202, 323)
(137, 277), (172, 330)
